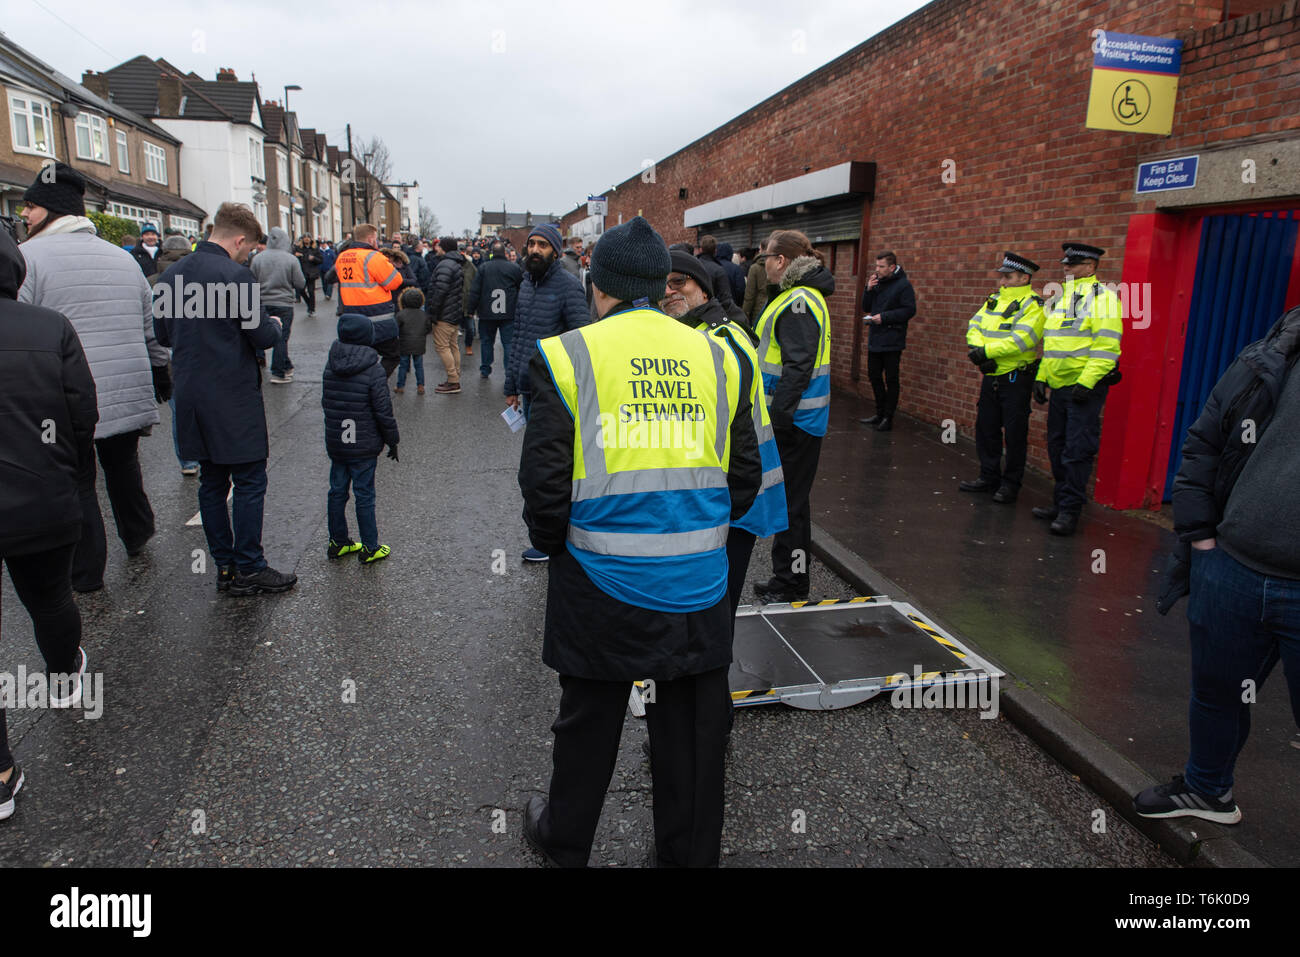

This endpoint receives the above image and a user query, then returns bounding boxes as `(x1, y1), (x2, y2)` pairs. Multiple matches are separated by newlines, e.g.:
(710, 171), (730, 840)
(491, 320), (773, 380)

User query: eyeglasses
(665, 275), (691, 290)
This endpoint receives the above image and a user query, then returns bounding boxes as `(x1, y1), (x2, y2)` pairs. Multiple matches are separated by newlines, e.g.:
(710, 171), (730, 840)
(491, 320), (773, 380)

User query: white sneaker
(50, 647), (86, 709)
(0, 765), (23, 821)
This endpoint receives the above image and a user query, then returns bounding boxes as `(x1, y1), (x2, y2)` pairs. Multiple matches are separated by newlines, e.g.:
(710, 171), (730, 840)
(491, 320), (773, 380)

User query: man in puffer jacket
(322, 314), (399, 564)
(425, 237), (468, 393)
(18, 162), (167, 592)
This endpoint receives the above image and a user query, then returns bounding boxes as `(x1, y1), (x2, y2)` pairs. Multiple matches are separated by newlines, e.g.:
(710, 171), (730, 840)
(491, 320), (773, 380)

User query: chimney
(157, 77), (182, 116)
(82, 70), (110, 99)
(216, 67), (237, 83)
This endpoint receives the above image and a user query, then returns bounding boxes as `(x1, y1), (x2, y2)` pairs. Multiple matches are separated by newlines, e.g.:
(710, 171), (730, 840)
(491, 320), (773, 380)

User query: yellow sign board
(1085, 32), (1183, 135)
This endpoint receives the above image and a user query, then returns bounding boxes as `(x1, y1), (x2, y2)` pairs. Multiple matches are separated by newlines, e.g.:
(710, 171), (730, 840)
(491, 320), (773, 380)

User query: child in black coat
(394, 287), (431, 394)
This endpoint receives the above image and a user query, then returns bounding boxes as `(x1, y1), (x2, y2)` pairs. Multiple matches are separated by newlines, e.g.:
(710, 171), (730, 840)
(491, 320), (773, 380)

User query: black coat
(131, 242), (161, 277)
(154, 242), (283, 464)
(519, 303), (762, 681)
(425, 251), (466, 327)
(0, 228), (99, 557)
(769, 262), (836, 433)
(396, 306), (431, 355)
(296, 243), (323, 279)
(322, 341), (399, 460)
(860, 266), (917, 352)
(504, 259), (590, 397)
(468, 255), (522, 322)
(1157, 305), (1300, 614)
(699, 255), (735, 310)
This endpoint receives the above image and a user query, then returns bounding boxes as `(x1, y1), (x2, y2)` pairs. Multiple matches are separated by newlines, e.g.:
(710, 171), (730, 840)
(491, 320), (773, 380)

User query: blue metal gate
(1164, 210), (1300, 500)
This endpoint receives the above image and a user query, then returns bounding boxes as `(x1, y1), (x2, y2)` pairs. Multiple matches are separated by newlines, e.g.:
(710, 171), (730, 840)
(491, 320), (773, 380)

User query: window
(144, 142), (167, 184)
(170, 215), (199, 236)
(292, 159), (301, 190)
(75, 113), (109, 163)
(253, 200), (268, 232)
(279, 205), (290, 229)
(116, 130), (129, 172)
(276, 152), (288, 190)
(108, 202), (162, 225)
(9, 93), (55, 156)
(249, 137), (264, 179)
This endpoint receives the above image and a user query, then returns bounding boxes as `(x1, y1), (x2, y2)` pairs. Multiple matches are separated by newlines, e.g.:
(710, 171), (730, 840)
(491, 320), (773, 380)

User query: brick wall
(562, 0), (1299, 475)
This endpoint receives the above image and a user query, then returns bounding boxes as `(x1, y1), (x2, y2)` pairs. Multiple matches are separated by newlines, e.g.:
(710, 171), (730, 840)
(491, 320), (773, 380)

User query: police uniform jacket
(519, 301), (763, 682)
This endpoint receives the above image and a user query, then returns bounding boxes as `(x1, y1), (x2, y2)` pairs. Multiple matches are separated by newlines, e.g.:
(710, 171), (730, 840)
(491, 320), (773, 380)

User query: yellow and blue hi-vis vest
(537, 306), (744, 613)
(754, 285), (832, 436)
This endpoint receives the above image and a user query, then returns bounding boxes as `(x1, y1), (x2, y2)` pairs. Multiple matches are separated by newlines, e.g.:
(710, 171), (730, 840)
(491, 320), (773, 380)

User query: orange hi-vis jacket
(334, 245), (403, 316)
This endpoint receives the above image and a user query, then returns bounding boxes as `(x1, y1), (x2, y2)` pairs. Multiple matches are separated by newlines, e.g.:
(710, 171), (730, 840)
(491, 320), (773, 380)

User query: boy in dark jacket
(322, 314), (400, 564)
(395, 287), (431, 394)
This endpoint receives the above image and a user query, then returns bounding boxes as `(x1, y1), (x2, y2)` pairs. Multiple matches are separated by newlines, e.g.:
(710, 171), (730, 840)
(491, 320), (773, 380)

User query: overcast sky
(9, 0), (929, 234)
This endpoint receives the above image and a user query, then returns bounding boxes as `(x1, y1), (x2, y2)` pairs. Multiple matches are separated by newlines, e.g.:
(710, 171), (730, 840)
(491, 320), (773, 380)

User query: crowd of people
(1, 159), (1295, 869)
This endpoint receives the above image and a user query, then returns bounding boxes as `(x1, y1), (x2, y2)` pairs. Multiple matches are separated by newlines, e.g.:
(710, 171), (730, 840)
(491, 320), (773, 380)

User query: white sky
(8, 0), (931, 233)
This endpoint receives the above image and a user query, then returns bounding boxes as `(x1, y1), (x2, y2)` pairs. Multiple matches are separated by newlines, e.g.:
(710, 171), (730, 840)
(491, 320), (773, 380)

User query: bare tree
(355, 135), (393, 185)
(418, 202), (440, 239)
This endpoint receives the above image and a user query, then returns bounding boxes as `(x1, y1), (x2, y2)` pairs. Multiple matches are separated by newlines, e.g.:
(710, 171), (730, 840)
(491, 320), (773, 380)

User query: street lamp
(284, 84), (302, 111)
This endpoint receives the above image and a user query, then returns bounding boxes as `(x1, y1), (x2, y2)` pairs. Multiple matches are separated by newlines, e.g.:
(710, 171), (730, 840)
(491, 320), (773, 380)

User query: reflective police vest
(335, 246), (402, 316)
(1037, 279), (1123, 389)
(754, 285), (832, 436)
(537, 306), (743, 613)
(966, 284), (1048, 375)
(697, 318), (788, 539)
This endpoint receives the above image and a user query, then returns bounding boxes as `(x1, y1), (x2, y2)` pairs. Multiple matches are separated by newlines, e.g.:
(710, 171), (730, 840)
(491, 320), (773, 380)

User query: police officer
(750, 229), (834, 603)
(960, 252), (1047, 504)
(1031, 242), (1123, 536)
(519, 217), (762, 867)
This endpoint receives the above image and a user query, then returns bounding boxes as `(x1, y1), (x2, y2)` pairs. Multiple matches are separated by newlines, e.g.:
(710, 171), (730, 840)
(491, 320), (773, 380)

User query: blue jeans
(169, 397), (199, 469)
(267, 305), (294, 376)
(1184, 546), (1300, 797)
(521, 392), (532, 422)
(397, 354), (425, 388)
(477, 319), (512, 376)
(198, 459), (268, 573)
(328, 456), (379, 550)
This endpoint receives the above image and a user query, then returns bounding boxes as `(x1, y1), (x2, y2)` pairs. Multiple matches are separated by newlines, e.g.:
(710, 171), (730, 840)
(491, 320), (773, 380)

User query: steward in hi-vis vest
(659, 249), (787, 623)
(750, 230), (834, 605)
(519, 217), (761, 869)
(328, 224), (404, 318)
(1031, 242), (1124, 537)
(960, 250), (1048, 505)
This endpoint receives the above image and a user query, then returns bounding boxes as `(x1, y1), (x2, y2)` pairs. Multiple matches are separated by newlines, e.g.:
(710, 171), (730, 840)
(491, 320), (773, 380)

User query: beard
(526, 251), (554, 278)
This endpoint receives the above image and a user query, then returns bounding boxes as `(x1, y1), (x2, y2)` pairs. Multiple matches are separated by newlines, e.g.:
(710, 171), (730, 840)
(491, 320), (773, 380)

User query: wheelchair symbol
(1111, 79), (1150, 126)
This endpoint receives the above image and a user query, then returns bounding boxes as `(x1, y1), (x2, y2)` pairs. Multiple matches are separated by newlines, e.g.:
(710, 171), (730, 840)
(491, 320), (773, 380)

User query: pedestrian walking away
(750, 229), (834, 604)
(153, 202), (297, 597)
(395, 287), (431, 393)
(0, 224), (98, 820)
(249, 226), (306, 384)
(519, 215), (761, 867)
(468, 240), (522, 379)
(859, 251), (916, 432)
(1031, 242), (1123, 536)
(17, 162), (166, 592)
(295, 234), (323, 316)
(959, 251), (1047, 505)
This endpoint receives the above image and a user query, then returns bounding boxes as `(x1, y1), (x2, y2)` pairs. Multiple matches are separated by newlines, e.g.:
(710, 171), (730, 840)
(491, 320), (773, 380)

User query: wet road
(1, 300), (1172, 867)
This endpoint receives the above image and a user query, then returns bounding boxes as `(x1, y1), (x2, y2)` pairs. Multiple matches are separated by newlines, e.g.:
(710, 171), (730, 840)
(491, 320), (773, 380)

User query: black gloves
(387, 444), (399, 461)
(152, 363), (173, 403)
(967, 346), (988, 365)
(978, 359), (997, 374)
(1033, 381), (1048, 405)
(1073, 384), (1093, 404)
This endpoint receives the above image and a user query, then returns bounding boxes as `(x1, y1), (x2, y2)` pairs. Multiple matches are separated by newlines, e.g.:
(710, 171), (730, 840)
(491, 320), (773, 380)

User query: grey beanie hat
(589, 216), (671, 305)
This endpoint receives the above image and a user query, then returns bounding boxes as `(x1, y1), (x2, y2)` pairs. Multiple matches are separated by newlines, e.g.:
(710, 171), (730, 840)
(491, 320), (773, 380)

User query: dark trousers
(267, 305), (294, 377)
(73, 429), (156, 590)
(542, 666), (731, 867)
(321, 277), (333, 299)
(1184, 546), (1300, 797)
(974, 366), (1035, 489)
(1046, 384), (1107, 514)
(1, 543), (82, 771)
(460, 313), (475, 348)
(726, 528), (756, 623)
(770, 427), (822, 592)
(327, 456), (379, 551)
(477, 318), (512, 376)
(198, 459), (268, 574)
(297, 278), (316, 313)
(867, 349), (903, 417)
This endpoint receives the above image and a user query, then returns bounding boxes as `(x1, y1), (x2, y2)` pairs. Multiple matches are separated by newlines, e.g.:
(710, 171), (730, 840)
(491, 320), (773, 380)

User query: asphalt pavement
(0, 299), (1173, 867)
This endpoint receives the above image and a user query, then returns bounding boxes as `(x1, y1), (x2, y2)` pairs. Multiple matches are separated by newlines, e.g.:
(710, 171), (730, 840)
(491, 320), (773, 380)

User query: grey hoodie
(249, 227), (305, 306)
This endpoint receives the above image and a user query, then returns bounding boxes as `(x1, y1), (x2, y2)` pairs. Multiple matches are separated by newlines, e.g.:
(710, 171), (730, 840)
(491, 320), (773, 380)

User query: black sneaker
(959, 478), (997, 493)
(1133, 775), (1242, 824)
(0, 764), (24, 821)
(217, 565), (236, 592)
(228, 566), (298, 597)
(753, 579), (810, 604)
(859, 414), (883, 426)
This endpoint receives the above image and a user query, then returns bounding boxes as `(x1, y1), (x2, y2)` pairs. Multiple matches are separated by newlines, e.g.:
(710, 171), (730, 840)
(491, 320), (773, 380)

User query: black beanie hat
(589, 216), (671, 305)
(668, 250), (714, 298)
(23, 162), (86, 219)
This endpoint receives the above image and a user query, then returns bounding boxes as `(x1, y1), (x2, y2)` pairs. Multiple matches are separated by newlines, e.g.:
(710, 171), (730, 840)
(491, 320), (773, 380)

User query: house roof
(100, 56), (262, 128)
(80, 169), (207, 220)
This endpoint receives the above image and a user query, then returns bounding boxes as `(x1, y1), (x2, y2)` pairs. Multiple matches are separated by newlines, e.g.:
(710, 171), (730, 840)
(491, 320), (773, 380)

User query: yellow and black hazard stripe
(883, 670), (945, 687)
(788, 596), (879, 609)
(907, 612), (968, 661)
(731, 688), (776, 702)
